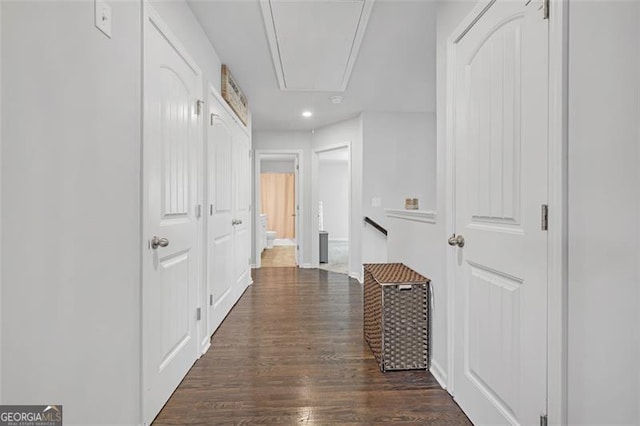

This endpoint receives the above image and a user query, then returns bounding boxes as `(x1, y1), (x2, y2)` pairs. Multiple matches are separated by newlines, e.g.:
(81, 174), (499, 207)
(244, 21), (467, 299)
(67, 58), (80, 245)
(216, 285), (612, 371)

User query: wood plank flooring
(153, 267), (471, 425)
(261, 246), (297, 267)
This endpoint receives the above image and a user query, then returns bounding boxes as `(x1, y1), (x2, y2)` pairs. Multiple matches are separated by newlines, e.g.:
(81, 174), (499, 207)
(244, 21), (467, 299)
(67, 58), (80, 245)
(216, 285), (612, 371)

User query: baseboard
(251, 264), (258, 269)
(328, 238), (349, 243)
(430, 359), (448, 390)
(201, 340), (211, 357)
(349, 272), (363, 283)
(300, 263), (314, 269)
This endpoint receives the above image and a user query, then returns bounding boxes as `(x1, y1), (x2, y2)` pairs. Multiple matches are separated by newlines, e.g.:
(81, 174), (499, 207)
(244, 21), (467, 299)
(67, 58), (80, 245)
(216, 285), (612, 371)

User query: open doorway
(255, 152), (302, 268)
(316, 147), (350, 274)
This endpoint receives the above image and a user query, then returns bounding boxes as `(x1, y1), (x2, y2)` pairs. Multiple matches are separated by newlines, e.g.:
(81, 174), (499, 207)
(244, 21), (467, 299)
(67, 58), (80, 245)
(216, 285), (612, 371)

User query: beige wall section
(2, 1), (142, 423)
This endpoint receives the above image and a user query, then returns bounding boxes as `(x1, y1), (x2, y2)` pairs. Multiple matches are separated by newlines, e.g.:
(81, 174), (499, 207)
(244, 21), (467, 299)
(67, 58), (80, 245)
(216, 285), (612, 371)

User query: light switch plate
(95, 0), (112, 38)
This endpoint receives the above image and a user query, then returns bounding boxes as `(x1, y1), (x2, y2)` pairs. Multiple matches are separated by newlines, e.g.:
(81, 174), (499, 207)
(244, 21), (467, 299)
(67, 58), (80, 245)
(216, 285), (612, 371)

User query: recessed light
(302, 111), (313, 118)
(330, 95), (343, 104)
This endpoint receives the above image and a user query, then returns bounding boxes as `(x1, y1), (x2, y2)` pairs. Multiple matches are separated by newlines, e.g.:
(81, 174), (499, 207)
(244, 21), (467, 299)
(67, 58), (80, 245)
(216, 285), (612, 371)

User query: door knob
(448, 234), (465, 248)
(151, 236), (170, 249)
(232, 219), (243, 225)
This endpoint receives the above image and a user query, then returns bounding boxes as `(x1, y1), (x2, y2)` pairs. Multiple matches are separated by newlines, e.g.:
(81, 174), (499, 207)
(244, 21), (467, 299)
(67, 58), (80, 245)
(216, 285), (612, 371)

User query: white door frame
(254, 149), (304, 268)
(311, 143), (351, 272)
(444, 0), (568, 423)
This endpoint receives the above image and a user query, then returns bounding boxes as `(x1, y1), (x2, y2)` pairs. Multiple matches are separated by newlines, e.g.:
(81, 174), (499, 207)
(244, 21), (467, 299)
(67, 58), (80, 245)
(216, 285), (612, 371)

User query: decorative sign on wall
(221, 64), (248, 126)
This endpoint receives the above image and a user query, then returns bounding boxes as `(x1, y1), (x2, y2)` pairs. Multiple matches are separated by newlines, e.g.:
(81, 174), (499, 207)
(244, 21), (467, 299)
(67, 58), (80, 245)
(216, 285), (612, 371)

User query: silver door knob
(151, 236), (170, 249)
(232, 219), (243, 225)
(448, 234), (465, 248)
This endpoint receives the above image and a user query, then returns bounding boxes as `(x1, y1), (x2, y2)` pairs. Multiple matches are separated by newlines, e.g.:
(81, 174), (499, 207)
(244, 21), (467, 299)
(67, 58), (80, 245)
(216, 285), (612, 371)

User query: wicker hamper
(363, 263), (430, 372)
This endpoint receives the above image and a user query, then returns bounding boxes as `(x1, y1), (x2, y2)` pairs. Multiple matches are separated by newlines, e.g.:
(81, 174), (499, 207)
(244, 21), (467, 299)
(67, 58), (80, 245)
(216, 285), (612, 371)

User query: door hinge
(210, 204), (214, 216)
(540, 414), (548, 426)
(210, 113), (219, 126)
(195, 204), (202, 219)
(209, 294), (213, 306)
(296, 164), (299, 171)
(196, 307), (202, 321)
(196, 99), (204, 116)
(541, 204), (549, 231)
(542, 0), (549, 19)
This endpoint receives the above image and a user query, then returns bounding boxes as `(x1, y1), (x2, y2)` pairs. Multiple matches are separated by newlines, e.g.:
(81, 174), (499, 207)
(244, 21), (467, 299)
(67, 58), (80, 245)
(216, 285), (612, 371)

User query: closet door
(233, 127), (251, 294)
(206, 98), (235, 336)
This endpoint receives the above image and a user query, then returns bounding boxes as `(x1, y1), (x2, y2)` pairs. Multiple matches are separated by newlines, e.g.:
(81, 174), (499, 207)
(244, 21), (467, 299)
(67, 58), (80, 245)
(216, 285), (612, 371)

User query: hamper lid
(363, 263), (430, 285)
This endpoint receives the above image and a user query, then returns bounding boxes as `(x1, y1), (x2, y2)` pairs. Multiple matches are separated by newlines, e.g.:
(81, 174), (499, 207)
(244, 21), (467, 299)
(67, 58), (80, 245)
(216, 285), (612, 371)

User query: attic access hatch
(260, 0), (375, 92)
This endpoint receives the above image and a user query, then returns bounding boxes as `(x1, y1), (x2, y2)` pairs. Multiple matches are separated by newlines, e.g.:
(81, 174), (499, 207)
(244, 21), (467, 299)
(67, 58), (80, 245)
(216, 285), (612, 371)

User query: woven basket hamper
(363, 263), (430, 372)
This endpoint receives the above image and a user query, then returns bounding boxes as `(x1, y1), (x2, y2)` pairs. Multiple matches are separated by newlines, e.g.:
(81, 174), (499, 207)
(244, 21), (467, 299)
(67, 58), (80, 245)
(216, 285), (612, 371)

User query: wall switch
(95, 0), (112, 38)
(371, 197), (382, 207)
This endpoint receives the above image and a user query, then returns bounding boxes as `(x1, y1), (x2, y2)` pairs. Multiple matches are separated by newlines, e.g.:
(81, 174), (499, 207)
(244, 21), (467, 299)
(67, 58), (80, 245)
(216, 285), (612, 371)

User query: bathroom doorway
(316, 147), (350, 275)
(254, 151), (302, 268)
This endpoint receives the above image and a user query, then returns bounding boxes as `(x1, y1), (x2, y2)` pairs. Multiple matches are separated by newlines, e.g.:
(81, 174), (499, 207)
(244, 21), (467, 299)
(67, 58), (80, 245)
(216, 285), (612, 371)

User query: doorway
(254, 151), (302, 268)
(313, 145), (351, 275)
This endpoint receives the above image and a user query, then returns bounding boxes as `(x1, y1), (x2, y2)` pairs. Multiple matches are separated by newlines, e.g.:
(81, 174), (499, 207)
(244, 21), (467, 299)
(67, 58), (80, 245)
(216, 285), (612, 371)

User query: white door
(451, 1), (548, 424)
(233, 127), (251, 292)
(294, 156), (300, 265)
(142, 7), (201, 424)
(206, 98), (235, 335)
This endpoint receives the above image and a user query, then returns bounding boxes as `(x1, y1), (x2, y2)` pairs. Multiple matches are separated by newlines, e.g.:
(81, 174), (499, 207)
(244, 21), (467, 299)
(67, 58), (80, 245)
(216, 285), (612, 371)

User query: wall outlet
(95, 0), (112, 38)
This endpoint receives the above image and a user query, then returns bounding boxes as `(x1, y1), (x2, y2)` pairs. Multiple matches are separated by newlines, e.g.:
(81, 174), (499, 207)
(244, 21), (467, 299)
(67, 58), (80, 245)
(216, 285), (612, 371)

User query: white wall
(253, 131), (313, 266)
(2, 1), (141, 423)
(318, 160), (349, 240)
(261, 160), (295, 173)
(567, 2), (640, 423)
(312, 116), (363, 279)
(362, 112), (436, 264)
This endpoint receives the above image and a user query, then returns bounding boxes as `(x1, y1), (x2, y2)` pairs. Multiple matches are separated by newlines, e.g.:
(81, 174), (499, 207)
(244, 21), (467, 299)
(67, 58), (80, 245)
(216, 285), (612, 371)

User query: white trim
(259, 0), (375, 92)
(349, 272), (363, 284)
(311, 143), (352, 273)
(299, 263), (314, 269)
(546, 0), (569, 424)
(254, 149), (304, 269)
(445, 0), (568, 421)
(385, 209), (436, 224)
(328, 238), (349, 243)
(430, 359), (448, 390)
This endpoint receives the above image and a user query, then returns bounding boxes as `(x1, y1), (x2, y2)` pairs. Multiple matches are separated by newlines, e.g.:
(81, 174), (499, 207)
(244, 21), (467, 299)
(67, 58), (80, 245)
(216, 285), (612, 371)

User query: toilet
(266, 231), (277, 249)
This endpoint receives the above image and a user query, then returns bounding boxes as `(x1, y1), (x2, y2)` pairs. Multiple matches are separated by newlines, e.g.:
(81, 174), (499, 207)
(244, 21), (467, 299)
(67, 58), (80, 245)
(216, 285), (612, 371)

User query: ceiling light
(330, 95), (343, 104)
(302, 111), (313, 118)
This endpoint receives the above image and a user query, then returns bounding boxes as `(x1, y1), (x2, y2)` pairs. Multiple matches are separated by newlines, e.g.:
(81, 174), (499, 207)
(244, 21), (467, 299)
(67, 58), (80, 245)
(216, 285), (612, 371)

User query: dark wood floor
(153, 267), (471, 425)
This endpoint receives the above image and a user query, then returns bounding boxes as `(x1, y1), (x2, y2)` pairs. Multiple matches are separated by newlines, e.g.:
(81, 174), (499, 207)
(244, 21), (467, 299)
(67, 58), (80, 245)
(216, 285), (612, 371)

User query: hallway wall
(2, 0), (232, 423)
(567, 2), (640, 423)
(1, 1), (142, 423)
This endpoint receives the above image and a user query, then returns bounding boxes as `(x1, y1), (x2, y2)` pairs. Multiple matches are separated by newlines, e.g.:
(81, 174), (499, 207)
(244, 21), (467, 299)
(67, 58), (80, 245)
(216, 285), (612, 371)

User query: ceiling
(188, 0), (436, 132)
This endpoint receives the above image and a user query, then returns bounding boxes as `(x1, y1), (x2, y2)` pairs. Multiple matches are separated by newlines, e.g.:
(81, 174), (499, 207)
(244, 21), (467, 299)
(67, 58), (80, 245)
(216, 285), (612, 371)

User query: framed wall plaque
(221, 64), (248, 126)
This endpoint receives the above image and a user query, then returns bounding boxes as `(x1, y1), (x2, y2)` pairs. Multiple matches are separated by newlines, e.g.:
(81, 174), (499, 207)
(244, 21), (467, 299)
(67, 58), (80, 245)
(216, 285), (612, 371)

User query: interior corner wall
(1, 1), (142, 424)
(253, 131), (313, 266)
(312, 116), (363, 280)
(567, 1), (640, 423)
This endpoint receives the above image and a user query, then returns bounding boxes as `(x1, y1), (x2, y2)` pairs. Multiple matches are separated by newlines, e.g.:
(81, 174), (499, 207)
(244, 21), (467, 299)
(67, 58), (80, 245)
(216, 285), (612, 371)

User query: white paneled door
(205, 91), (252, 338)
(233, 126), (251, 290)
(206, 95), (235, 335)
(452, 1), (548, 424)
(142, 6), (202, 425)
